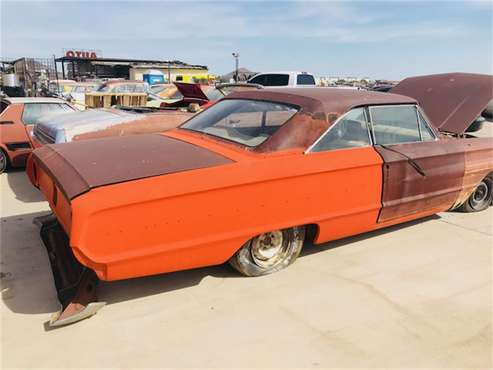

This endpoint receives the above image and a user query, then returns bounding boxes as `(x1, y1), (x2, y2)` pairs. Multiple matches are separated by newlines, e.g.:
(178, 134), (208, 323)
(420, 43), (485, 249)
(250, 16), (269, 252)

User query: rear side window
(370, 105), (421, 145)
(310, 108), (371, 152)
(250, 74), (289, 87)
(264, 74), (289, 86)
(22, 103), (73, 125)
(249, 75), (266, 85)
(297, 74), (315, 85)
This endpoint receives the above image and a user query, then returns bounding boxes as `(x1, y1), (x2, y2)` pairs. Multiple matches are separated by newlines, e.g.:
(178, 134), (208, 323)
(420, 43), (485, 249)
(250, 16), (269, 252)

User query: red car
(0, 97), (75, 173)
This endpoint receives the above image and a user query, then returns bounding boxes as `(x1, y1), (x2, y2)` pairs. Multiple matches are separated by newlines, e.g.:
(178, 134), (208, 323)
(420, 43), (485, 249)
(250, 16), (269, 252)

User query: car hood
(174, 82), (209, 101)
(390, 73), (493, 134)
(31, 134), (233, 200)
(35, 108), (144, 144)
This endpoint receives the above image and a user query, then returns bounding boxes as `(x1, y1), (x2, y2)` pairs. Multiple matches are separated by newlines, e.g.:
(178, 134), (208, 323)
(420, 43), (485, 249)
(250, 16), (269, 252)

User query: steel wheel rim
(471, 181), (489, 208)
(250, 230), (289, 268)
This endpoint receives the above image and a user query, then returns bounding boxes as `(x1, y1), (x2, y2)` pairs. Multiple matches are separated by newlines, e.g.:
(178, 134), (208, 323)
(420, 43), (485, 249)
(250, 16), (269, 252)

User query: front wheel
(458, 174), (493, 212)
(229, 227), (305, 277)
(0, 150), (7, 174)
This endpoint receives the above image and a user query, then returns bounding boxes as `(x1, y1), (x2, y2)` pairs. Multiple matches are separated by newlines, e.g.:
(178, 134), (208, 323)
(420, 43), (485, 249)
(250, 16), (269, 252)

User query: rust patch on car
(375, 140), (466, 222)
(32, 134), (234, 200)
(452, 137), (493, 208)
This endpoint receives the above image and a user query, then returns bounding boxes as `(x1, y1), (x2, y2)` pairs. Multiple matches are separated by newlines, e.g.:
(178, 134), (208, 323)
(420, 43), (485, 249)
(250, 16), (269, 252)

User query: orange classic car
(29, 73), (492, 326)
(0, 97), (74, 173)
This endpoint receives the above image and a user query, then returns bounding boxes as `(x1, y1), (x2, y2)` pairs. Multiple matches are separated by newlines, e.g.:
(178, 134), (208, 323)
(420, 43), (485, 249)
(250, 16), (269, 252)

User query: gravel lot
(1, 169), (492, 369)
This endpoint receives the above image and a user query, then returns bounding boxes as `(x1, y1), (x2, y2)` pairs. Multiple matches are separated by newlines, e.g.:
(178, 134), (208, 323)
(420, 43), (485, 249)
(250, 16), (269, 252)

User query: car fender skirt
(31, 134), (233, 200)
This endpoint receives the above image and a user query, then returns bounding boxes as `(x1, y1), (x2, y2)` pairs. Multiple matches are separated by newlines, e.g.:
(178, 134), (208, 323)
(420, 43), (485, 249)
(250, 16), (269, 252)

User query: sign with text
(63, 49), (101, 59)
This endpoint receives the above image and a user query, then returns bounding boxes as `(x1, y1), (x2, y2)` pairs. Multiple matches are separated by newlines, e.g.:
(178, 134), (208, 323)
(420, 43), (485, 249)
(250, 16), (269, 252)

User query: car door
(306, 107), (385, 242)
(369, 104), (465, 223)
(0, 102), (28, 145)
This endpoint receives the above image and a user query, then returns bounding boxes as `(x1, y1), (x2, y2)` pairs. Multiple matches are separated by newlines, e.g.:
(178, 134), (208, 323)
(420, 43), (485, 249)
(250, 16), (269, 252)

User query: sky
(0, 0), (491, 79)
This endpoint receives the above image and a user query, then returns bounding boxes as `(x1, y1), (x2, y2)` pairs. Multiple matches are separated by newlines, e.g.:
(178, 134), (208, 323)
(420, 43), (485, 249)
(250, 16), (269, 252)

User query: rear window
(297, 74), (315, 85)
(182, 99), (298, 147)
(22, 103), (74, 125)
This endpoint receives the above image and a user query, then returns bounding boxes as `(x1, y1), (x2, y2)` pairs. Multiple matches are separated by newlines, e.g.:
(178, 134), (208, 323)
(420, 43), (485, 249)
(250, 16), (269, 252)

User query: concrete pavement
(1, 170), (491, 369)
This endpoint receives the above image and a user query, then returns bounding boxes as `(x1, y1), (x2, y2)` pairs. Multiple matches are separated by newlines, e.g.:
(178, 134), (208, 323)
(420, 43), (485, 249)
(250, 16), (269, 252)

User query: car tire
(0, 149), (8, 174)
(466, 118), (485, 133)
(458, 174), (493, 212)
(229, 226), (305, 277)
(482, 101), (493, 119)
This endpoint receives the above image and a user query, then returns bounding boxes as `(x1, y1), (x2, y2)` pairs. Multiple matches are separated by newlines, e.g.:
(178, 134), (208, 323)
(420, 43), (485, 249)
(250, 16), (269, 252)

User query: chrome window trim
(305, 107), (372, 154)
(416, 107), (438, 141)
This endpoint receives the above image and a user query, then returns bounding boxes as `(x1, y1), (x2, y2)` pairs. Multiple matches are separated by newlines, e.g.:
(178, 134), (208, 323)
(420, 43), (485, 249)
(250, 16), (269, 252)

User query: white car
(69, 82), (101, 110)
(247, 71), (316, 87)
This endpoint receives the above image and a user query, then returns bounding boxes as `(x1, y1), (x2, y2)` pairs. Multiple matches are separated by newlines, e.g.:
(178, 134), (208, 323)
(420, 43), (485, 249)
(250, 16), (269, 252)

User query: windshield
(181, 99), (298, 147)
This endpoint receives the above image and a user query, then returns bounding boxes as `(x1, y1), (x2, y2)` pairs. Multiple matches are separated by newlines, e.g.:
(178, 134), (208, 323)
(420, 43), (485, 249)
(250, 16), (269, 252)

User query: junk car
(30, 83), (263, 146)
(31, 108), (191, 146)
(67, 82), (101, 109)
(29, 73), (493, 326)
(0, 97), (75, 173)
(96, 80), (149, 94)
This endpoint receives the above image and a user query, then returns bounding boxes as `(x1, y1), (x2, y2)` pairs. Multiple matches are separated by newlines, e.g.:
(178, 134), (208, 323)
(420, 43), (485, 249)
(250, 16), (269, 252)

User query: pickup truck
(248, 71), (316, 87)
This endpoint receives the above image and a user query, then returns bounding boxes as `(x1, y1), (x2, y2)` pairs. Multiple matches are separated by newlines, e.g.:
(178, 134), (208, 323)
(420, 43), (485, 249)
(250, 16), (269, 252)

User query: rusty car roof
(390, 72), (493, 134)
(219, 88), (417, 152)
(224, 87), (417, 116)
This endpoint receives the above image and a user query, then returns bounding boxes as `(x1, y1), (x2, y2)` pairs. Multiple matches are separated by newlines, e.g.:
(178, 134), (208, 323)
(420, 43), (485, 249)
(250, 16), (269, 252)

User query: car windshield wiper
(379, 144), (426, 177)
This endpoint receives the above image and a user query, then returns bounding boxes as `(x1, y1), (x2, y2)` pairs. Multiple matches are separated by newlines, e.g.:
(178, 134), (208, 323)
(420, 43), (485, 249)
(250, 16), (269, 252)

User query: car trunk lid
(31, 133), (234, 200)
(174, 82), (209, 101)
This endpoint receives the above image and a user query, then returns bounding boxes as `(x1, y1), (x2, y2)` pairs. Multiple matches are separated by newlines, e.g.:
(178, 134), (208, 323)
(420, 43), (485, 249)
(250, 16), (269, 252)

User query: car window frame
(416, 107), (438, 141)
(306, 104), (439, 154)
(305, 107), (373, 153)
(367, 104), (437, 146)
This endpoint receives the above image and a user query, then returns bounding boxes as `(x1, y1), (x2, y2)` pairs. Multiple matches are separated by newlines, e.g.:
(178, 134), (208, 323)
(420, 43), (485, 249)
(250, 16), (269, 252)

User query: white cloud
(2, 0), (464, 44)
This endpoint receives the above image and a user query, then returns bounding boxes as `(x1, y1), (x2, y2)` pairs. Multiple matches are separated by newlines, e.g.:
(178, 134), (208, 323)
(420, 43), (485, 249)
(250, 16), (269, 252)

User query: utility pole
(232, 52), (239, 82)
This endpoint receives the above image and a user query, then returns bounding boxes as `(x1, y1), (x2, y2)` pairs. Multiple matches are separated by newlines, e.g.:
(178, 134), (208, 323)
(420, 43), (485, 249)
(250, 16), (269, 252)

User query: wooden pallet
(85, 92), (147, 108)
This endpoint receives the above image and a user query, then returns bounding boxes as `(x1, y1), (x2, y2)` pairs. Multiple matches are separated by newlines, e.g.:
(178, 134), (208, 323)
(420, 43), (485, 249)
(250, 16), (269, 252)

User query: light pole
(232, 52), (239, 82)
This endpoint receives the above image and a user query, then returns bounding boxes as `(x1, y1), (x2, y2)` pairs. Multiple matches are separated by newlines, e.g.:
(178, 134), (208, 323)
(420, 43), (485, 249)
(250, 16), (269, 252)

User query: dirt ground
(1, 169), (492, 369)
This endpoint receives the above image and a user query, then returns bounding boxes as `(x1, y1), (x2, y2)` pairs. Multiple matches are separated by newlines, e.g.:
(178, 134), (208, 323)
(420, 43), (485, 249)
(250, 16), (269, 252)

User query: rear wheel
(0, 150), (7, 174)
(229, 227), (305, 277)
(458, 174), (493, 212)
